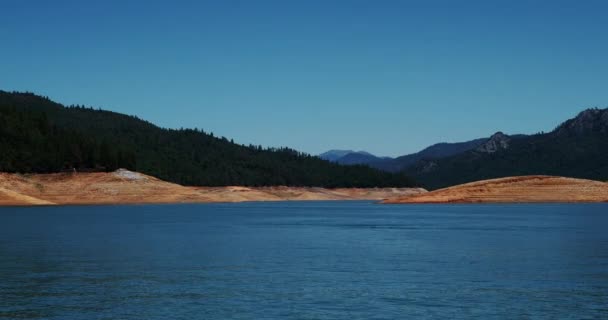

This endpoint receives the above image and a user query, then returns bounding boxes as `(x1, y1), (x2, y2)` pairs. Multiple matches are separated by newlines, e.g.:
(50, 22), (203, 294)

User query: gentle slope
(0, 169), (426, 206)
(382, 175), (608, 204)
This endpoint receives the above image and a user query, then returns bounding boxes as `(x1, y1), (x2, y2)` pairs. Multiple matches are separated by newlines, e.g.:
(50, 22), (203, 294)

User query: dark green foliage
(406, 109), (608, 190)
(0, 97), (135, 173)
(0, 91), (415, 187)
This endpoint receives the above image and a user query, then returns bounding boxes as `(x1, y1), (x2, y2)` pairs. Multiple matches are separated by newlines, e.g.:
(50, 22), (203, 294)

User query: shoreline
(0, 170), (426, 206)
(383, 176), (608, 204)
(3, 171), (607, 207)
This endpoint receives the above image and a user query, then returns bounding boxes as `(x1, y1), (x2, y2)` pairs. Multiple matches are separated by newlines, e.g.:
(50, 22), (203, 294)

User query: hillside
(0, 91), (416, 188)
(405, 109), (608, 189)
(334, 152), (389, 166)
(383, 176), (608, 204)
(320, 137), (500, 172)
(378, 137), (493, 172)
(0, 169), (426, 206)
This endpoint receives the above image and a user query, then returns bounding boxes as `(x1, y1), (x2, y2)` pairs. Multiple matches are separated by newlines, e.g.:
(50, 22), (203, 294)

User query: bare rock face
(113, 169), (148, 181)
(555, 108), (608, 135)
(420, 160), (437, 173)
(476, 132), (511, 153)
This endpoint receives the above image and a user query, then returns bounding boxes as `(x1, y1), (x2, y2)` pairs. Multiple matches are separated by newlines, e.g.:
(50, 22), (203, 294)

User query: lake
(1, 202), (607, 319)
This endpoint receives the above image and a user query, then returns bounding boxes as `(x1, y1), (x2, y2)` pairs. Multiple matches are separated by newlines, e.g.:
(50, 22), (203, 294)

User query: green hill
(405, 108), (608, 189)
(0, 91), (415, 187)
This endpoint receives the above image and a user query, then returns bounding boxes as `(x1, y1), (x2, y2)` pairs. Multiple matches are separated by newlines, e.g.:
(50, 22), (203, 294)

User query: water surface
(1, 202), (607, 319)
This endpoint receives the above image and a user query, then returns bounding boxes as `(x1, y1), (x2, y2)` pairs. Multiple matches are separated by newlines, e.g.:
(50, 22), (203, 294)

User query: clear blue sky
(2, 0), (607, 157)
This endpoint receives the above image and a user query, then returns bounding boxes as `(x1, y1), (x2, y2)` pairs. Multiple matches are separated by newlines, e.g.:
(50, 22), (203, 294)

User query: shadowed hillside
(0, 91), (416, 187)
(405, 109), (608, 189)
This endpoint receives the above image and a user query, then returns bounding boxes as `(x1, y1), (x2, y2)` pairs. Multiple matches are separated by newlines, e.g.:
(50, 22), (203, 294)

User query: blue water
(0, 202), (607, 319)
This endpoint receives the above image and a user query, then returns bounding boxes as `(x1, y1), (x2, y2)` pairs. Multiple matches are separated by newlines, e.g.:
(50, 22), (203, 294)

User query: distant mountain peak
(555, 108), (608, 135)
(490, 131), (506, 138)
(476, 132), (511, 153)
(318, 149), (376, 162)
(318, 150), (355, 161)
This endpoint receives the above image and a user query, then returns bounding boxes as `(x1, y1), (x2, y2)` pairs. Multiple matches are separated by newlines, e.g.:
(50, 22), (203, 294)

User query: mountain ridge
(0, 90), (416, 188)
(320, 137), (496, 172)
(318, 150), (375, 162)
(321, 108), (607, 190)
(405, 108), (608, 189)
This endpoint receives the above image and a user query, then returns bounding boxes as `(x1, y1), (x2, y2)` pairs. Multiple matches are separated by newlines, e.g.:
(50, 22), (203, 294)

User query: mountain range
(322, 108), (608, 189)
(320, 137), (512, 172)
(3, 90), (606, 190)
(318, 150), (376, 162)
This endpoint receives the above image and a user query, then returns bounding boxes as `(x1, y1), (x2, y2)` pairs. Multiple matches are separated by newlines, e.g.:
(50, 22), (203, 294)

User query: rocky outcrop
(382, 175), (608, 204)
(555, 108), (608, 135)
(476, 132), (511, 153)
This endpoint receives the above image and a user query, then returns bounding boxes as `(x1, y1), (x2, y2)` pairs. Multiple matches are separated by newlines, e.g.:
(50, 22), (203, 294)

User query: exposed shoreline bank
(3, 171), (606, 207)
(0, 169), (426, 206)
(382, 176), (608, 204)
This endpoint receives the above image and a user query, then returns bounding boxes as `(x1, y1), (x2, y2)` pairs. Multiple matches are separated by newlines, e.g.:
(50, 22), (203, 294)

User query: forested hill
(405, 108), (608, 189)
(0, 91), (415, 187)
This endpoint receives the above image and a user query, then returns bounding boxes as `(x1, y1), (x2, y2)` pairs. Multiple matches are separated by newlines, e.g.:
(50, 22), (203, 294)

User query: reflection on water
(1, 202), (607, 319)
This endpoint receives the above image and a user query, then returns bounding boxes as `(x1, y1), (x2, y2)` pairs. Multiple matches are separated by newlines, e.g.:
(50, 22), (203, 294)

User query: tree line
(0, 91), (416, 188)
